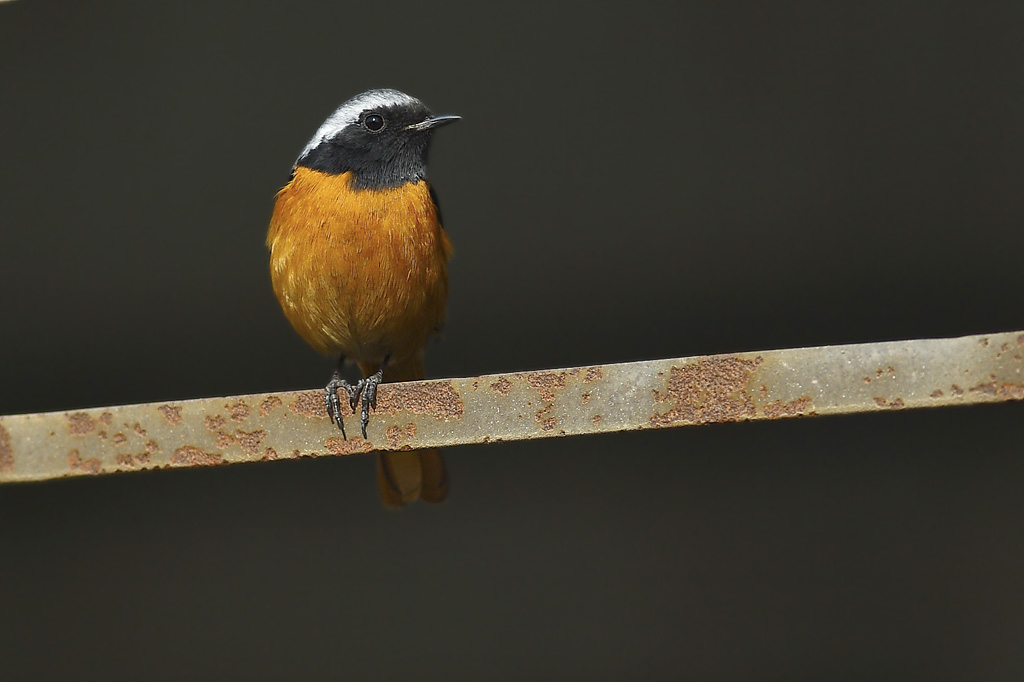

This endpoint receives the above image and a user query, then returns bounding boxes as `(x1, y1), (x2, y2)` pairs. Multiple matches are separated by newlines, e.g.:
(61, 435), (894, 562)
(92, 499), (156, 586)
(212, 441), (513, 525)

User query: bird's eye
(363, 114), (386, 132)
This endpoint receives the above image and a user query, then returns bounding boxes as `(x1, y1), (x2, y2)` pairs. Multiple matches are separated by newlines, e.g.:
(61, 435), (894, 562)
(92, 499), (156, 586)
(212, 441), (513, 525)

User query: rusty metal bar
(1, 330), (1022, 484)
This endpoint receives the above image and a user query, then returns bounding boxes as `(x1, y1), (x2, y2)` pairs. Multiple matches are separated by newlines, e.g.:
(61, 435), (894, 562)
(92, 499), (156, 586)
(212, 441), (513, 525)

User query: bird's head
(296, 88), (460, 189)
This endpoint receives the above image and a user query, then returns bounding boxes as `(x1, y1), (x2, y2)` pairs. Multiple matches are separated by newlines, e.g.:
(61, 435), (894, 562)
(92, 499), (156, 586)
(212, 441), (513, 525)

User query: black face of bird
(296, 88), (460, 190)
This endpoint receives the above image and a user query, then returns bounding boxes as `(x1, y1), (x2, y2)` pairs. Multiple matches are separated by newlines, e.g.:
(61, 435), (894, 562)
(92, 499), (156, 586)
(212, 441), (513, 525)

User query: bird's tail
(359, 354), (448, 509)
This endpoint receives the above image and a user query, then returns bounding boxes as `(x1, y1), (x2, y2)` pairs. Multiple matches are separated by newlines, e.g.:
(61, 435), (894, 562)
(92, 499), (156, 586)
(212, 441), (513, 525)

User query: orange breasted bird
(266, 89), (459, 508)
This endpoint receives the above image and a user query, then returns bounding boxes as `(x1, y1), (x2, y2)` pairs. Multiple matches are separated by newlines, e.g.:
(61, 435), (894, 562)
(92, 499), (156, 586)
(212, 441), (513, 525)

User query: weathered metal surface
(0, 330), (1022, 484)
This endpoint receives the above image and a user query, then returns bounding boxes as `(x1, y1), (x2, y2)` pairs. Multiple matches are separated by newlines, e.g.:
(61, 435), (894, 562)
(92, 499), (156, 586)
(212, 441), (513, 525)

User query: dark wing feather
(428, 183), (445, 228)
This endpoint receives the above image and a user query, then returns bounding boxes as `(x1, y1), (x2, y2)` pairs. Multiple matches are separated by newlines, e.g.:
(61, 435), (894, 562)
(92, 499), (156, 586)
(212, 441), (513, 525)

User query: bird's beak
(406, 114), (461, 132)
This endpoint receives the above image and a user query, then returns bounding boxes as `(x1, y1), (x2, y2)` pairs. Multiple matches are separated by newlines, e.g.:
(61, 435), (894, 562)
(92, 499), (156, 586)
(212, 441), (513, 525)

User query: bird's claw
(350, 379), (365, 413)
(360, 369), (384, 439)
(325, 384), (344, 433)
(325, 372), (364, 439)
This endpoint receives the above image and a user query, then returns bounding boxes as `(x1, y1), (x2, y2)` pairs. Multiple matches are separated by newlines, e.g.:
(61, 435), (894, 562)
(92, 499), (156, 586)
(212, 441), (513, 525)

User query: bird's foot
(325, 371), (365, 439)
(359, 366), (385, 439)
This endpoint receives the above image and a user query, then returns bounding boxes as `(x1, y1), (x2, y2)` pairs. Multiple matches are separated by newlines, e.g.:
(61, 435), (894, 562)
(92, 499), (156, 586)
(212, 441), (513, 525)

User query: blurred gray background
(1, 1), (1023, 679)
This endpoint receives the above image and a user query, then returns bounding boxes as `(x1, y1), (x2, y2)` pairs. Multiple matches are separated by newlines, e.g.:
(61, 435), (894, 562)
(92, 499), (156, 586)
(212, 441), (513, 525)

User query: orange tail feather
(360, 355), (448, 509)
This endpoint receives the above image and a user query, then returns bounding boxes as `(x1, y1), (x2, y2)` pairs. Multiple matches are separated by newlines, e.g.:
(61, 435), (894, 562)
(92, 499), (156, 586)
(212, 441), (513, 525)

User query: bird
(266, 89), (459, 508)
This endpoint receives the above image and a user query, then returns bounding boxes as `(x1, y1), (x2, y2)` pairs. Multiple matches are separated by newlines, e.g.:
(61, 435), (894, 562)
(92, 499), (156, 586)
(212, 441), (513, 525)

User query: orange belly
(266, 167), (453, 362)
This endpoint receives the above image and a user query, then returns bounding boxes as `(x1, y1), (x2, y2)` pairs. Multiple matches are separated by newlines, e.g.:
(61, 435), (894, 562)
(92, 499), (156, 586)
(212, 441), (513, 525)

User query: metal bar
(1, 330), (1022, 484)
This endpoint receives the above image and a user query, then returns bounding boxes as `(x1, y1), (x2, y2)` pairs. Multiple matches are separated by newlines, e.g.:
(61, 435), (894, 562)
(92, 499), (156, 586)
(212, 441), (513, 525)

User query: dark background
(1, 1), (1023, 679)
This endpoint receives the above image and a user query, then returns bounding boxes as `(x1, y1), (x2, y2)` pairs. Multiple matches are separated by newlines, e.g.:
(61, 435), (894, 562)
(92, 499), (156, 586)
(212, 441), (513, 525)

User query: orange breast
(266, 168), (453, 362)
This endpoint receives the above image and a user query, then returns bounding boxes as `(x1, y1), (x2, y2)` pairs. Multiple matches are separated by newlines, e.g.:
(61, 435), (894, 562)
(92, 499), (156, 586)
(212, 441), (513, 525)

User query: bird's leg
(325, 356), (364, 439)
(360, 354), (390, 439)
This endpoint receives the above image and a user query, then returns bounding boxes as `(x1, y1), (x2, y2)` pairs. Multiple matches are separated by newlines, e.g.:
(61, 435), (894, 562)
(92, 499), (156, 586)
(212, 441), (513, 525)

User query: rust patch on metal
(112, 433), (127, 445)
(259, 395), (283, 417)
(67, 412), (96, 435)
(930, 389), (944, 398)
(0, 423), (13, 474)
(115, 452), (151, 468)
(534, 403), (557, 431)
(210, 425), (268, 453)
(290, 391), (326, 418)
(158, 405), (182, 425)
(68, 450), (102, 474)
(171, 446), (223, 467)
(263, 447), (278, 461)
(650, 356), (763, 427)
(132, 422), (147, 437)
(374, 380), (465, 419)
(873, 397), (906, 409)
(951, 385), (964, 396)
(205, 415), (226, 431)
(490, 376), (513, 395)
(525, 371), (568, 402)
(581, 392), (591, 405)
(225, 399), (251, 422)
(592, 414), (603, 426)
(566, 366), (602, 383)
(235, 429), (267, 457)
(385, 426), (403, 449)
(98, 412), (113, 426)
(969, 380), (1024, 401)
(384, 423), (418, 450)
(763, 396), (813, 419)
(325, 437), (373, 456)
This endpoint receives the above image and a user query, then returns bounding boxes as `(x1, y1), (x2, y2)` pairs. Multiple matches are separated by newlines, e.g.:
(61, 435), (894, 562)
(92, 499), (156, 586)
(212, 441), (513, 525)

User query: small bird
(266, 89), (459, 508)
